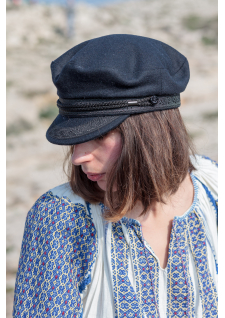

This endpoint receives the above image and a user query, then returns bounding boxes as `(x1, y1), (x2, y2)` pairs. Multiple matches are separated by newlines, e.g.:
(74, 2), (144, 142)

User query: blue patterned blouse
(13, 155), (218, 318)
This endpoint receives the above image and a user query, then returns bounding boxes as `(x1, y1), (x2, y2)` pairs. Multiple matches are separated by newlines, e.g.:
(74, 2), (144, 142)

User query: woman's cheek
(109, 139), (122, 162)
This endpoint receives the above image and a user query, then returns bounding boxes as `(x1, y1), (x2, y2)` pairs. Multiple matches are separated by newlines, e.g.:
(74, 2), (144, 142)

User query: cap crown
(51, 34), (189, 99)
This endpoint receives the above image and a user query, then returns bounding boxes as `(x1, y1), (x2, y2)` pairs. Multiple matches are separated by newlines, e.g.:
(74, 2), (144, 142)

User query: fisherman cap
(46, 34), (190, 145)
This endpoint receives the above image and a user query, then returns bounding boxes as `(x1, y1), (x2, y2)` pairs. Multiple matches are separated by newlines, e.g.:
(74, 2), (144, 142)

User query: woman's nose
(71, 142), (94, 165)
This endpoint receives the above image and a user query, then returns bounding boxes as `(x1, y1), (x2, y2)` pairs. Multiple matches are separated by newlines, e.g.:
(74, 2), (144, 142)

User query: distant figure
(66, 0), (75, 38)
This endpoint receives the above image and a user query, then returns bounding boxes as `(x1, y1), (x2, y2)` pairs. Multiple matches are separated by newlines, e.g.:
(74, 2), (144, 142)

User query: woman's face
(71, 130), (122, 191)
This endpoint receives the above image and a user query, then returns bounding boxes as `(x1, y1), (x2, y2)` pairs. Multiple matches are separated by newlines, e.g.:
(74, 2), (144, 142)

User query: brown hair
(64, 109), (196, 222)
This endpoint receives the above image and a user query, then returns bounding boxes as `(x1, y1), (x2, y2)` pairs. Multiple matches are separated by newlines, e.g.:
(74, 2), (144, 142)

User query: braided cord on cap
(57, 94), (180, 117)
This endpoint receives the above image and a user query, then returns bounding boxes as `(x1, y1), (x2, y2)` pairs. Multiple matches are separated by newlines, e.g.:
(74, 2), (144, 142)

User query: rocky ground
(6, 0), (217, 316)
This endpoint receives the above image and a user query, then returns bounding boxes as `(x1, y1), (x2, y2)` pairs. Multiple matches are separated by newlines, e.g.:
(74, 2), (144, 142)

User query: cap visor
(46, 114), (129, 145)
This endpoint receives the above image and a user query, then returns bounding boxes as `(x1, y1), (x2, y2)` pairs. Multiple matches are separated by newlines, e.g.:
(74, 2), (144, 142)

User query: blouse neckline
(122, 172), (199, 228)
(121, 172), (199, 271)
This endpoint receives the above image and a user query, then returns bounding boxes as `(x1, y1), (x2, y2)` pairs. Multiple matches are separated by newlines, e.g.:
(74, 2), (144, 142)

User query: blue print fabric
(13, 192), (97, 318)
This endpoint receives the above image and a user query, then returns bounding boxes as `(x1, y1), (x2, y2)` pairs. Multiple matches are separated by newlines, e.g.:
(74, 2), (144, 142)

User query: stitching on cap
(173, 58), (187, 76)
(160, 69), (162, 95)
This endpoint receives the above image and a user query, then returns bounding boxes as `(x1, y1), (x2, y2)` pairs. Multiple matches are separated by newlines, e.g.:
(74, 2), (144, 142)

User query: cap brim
(46, 114), (129, 145)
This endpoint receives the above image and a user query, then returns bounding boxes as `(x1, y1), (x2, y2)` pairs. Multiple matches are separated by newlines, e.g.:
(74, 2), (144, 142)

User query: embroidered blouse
(13, 155), (218, 318)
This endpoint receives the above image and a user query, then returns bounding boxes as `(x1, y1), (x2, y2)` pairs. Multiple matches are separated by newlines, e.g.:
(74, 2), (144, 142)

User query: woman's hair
(64, 109), (196, 222)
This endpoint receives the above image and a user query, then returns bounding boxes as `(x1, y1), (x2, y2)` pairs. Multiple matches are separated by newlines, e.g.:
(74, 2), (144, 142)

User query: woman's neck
(126, 173), (194, 223)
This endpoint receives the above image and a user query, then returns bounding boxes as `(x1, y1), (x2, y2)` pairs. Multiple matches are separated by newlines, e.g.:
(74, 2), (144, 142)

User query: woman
(13, 34), (218, 318)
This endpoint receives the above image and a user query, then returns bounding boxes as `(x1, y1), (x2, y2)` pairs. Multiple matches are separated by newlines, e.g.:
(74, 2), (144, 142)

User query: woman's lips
(86, 173), (105, 182)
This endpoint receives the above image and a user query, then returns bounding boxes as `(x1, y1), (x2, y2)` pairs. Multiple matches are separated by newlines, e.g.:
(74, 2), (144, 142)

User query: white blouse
(13, 155), (218, 318)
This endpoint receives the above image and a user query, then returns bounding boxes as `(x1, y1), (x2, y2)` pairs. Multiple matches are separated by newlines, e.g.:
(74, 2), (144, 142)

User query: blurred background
(6, 0), (217, 316)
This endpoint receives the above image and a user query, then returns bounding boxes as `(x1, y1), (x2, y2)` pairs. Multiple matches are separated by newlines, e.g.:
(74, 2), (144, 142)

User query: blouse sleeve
(191, 155), (218, 199)
(191, 155), (218, 228)
(13, 190), (98, 318)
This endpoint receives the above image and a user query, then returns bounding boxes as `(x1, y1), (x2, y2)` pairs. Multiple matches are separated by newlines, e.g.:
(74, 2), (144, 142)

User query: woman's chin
(97, 180), (118, 192)
(97, 180), (107, 191)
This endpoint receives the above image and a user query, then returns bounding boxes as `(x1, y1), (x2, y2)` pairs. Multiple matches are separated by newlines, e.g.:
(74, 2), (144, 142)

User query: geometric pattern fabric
(111, 218), (161, 318)
(167, 220), (195, 318)
(13, 164), (218, 317)
(187, 210), (218, 317)
(111, 221), (142, 318)
(125, 219), (160, 317)
(110, 202), (218, 318)
(13, 191), (97, 318)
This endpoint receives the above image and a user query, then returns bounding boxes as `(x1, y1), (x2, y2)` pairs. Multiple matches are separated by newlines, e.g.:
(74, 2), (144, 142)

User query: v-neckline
(123, 173), (199, 270)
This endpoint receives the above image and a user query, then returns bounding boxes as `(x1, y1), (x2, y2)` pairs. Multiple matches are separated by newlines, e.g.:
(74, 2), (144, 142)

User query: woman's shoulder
(191, 154), (218, 170)
(23, 183), (100, 257)
(50, 182), (86, 206)
(191, 154), (218, 198)
(28, 182), (101, 228)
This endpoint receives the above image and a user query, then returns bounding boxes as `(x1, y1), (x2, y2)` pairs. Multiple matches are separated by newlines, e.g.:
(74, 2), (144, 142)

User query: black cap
(46, 34), (190, 145)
